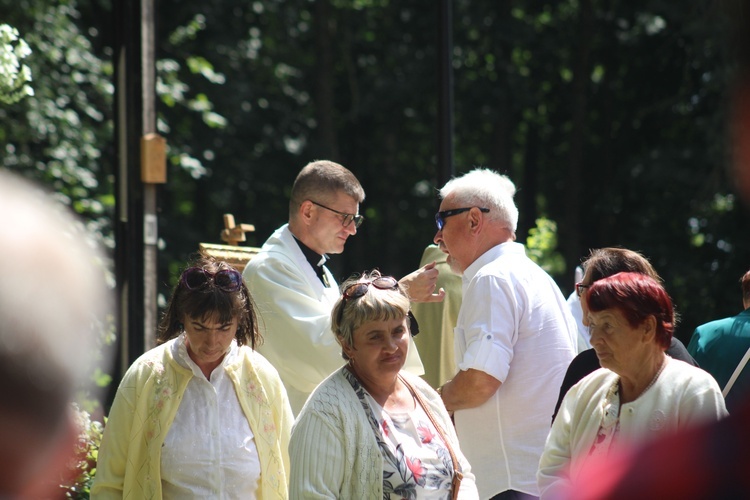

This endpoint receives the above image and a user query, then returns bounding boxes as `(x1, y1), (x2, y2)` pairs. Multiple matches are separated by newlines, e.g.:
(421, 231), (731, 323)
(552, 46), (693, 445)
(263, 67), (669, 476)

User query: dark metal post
(113, 0), (159, 383)
(114, 0), (145, 381)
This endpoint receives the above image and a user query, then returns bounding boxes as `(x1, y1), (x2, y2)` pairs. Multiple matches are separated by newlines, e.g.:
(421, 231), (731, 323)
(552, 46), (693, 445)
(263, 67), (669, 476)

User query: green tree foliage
(0, 2), (119, 412)
(2, 0), (748, 351)
(153, 0), (447, 287)
(0, 24), (34, 104)
(526, 217), (566, 276)
(449, 1), (749, 339)
(0, 0), (115, 246)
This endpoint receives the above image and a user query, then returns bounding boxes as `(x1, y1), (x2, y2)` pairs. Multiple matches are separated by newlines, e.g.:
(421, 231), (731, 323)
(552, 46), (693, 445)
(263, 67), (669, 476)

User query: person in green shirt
(687, 268), (750, 413)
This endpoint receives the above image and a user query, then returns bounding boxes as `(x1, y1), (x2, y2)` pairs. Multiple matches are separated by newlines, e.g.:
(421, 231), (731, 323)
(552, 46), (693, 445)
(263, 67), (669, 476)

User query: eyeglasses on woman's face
(434, 207), (490, 231)
(575, 281), (590, 297)
(310, 200), (364, 228)
(180, 267), (243, 292)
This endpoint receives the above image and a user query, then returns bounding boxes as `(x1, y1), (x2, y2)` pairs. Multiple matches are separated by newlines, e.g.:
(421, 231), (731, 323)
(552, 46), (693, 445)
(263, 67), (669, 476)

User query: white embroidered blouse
(160, 335), (261, 499)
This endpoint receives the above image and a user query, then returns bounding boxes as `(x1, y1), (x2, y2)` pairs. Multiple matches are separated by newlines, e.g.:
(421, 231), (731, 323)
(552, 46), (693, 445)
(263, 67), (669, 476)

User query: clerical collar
(293, 236), (330, 286)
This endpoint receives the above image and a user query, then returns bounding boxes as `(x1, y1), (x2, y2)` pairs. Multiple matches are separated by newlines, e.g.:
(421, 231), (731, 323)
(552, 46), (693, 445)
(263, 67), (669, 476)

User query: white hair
(439, 168), (519, 232)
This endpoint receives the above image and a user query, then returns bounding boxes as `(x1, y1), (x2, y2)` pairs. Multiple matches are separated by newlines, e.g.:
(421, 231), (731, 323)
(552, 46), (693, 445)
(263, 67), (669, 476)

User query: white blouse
(160, 335), (261, 499)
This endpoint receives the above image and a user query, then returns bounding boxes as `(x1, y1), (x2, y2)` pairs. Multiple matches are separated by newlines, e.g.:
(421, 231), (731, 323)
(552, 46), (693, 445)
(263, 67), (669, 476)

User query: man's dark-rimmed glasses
(310, 200), (364, 228)
(435, 207), (490, 231)
(575, 281), (590, 298)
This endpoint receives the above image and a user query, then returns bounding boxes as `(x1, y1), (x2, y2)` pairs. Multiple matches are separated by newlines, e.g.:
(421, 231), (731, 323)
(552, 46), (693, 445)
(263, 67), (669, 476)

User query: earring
(343, 345), (355, 362)
(407, 311), (420, 337)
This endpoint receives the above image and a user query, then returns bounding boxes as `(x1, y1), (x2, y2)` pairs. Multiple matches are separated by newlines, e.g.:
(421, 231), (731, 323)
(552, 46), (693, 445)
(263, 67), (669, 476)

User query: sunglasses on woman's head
(337, 277), (399, 326)
(341, 276), (399, 300)
(180, 267), (243, 292)
(336, 276), (419, 336)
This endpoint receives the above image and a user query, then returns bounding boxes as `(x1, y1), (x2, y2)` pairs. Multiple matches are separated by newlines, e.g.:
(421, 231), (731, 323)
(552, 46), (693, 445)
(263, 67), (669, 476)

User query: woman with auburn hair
(551, 247), (698, 422)
(538, 272), (726, 499)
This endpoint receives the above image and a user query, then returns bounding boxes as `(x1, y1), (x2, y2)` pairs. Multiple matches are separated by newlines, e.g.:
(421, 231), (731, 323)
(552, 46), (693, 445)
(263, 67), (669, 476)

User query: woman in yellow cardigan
(92, 256), (292, 499)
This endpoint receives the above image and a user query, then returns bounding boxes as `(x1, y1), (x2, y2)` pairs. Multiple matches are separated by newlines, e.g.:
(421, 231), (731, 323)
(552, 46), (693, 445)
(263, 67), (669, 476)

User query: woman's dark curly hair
(156, 255), (261, 349)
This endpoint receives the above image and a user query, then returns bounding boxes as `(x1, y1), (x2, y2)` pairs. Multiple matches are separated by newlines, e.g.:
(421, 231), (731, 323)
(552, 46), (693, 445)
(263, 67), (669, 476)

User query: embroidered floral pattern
(590, 381), (621, 458)
(136, 350), (182, 485)
(236, 353), (287, 492)
(143, 356), (176, 437)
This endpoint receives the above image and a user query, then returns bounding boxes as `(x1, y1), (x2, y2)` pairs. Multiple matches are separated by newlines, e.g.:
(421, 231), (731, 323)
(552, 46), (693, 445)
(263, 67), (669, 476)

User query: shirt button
(486, 334), (491, 340)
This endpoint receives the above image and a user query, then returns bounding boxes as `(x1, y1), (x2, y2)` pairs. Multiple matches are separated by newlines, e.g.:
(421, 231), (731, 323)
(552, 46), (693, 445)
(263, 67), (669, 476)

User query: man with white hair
(0, 169), (110, 497)
(435, 168), (577, 500)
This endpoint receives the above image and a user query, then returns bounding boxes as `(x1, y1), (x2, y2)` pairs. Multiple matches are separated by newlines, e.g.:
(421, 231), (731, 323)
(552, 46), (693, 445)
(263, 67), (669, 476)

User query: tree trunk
(491, 3), (512, 175)
(313, 0), (339, 159)
(563, 0), (594, 271)
(519, 126), (539, 242)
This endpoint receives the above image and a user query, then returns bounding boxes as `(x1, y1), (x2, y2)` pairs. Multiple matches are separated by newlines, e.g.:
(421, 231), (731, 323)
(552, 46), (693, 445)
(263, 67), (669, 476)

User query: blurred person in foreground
(92, 256), (292, 499)
(290, 271), (478, 499)
(434, 168), (578, 499)
(243, 160), (440, 415)
(0, 169), (110, 498)
(556, 394), (750, 500)
(537, 272), (727, 499)
(551, 247), (698, 422)
(687, 268), (750, 413)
